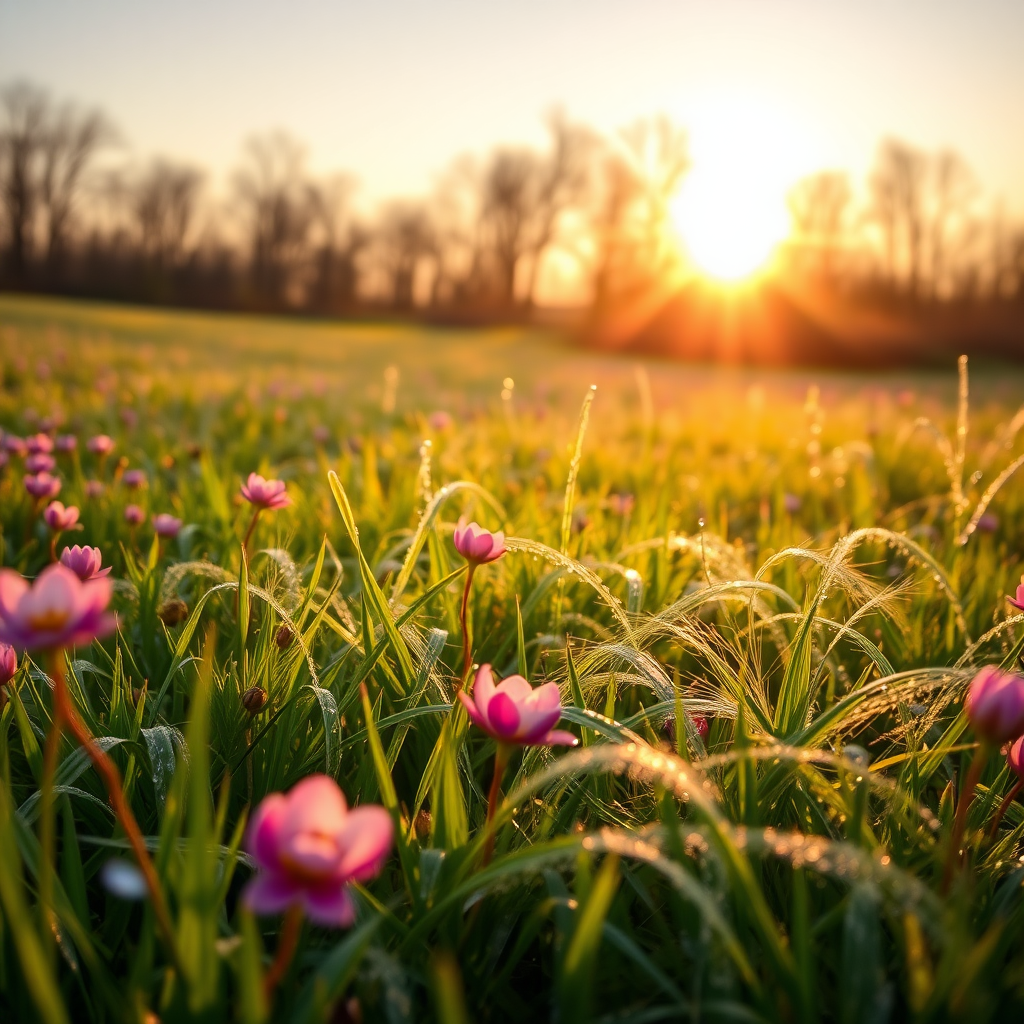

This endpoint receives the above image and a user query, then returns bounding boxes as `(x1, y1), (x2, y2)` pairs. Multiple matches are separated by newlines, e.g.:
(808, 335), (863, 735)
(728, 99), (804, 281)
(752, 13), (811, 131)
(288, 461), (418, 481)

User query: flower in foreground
(43, 501), (79, 532)
(0, 643), (16, 687)
(241, 472), (292, 510)
(153, 513), (182, 538)
(0, 563), (116, 650)
(1009, 576), (1024, 612)
(60, 545), (111, 581)
(453, 518), (506, 565)
(25, 472), (61, 499)
(460, 664), (578, 747)
(243, 775), (392, 926)
(965, 666), (1024, 743)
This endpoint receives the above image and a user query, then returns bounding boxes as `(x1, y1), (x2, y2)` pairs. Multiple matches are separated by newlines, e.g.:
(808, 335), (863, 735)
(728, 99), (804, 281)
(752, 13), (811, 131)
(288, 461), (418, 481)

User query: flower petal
(243, 872), (300, 916)
(247, 793), (288, 869)
(536, 729), (579, 747)
(336, 805), (393, 882)
(302, 885), (355, 928)
(486, 691), (521, 739)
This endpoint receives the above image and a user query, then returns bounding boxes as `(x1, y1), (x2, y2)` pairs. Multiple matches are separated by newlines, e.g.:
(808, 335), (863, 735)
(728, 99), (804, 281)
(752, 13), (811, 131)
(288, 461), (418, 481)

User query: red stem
(242, 509), (261, 559)
(262, 904), (304, 1001)
(942, 743), (988, 892)
(458, 565), (476, 691)
(481, 744), (509, 868)
(988, 778), (1024, 839)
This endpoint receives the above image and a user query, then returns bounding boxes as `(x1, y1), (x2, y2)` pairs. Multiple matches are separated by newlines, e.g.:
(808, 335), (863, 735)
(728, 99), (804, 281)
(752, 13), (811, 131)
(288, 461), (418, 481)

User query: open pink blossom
(0, 563), (116, 650)
(459, 664), (577, 747)
(26, 433), (54, 455)
(25, 453), (56, 474)
(2, 435), (27, 456)
(1009, 576), (1024, 612)
(966, 666), (1024, 743)
(241, 472), (291, 510)
(153, 513), (182, 538)
(243, 775), (393, 927)
(24, 472), (61, 499)
(0, 643), (16, 687)
(55, 434), (77, 453)
(44, 501), (79, 532)
(124, 504), (145, 526)
(84, 479), (105, 499)
(453, 519), (506, 565)
(60, 545), (111, 581)
(122, 468), (146, 489)
(88, 434), (115, 455)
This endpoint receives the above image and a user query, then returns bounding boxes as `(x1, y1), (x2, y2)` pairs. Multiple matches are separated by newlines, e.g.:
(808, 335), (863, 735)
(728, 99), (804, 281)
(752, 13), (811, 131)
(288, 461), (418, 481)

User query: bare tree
(869, 139), (928, 297)
(131, 159), (204, 269)
(307, 173), (366, 311)
(0, 81), (49, 282)
(787, 171), (851, 280)
(373, 201), (435, 309)
(232, 131), (312, 306)
(927, 150), (976, 299)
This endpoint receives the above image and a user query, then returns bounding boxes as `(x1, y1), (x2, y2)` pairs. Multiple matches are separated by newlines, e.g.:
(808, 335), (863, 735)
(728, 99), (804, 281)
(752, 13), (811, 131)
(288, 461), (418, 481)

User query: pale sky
(2, 0), (1023, 214)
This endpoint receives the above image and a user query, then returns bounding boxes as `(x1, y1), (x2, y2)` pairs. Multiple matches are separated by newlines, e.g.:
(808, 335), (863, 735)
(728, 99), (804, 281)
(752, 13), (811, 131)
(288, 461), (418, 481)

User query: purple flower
(122, 469), (147, 489)
(25, 453), (56, 474)
(26, 433), (54, 455)
(24, 472), (61, 499)
(1008, 736), (1024, 782)
(55, 434), (77, 453)
(1009, 576), (1024, 613)
(87, 435), (115, 456)
(966, 666), (1024, 743)
(2, 435), (27, 456)
(0, 564), (116, 650)
(59, 545), (111, 581)
(783, 493), (802, 514)
(124, 504), (145, 526)
(0, 643), (16, 687)
(240, 472), (291, 511)
(84, 479), (106, 499)
(243, 775), (393, 926)
(43, 501), (79, 532)
(459, 664), (577, 747)
(153, 513), (182, 538)
(453, 518), (506, 566)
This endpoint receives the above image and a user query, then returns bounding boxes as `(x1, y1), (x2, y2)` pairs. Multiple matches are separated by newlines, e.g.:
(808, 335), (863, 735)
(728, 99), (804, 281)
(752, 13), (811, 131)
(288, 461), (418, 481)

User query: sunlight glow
(671, 96), (818, 283)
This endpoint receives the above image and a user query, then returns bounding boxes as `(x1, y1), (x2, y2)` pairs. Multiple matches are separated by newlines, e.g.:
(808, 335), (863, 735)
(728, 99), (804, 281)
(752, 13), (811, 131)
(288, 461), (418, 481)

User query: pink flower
(26, 433), (54, 455)
(2, 435), (27, 456)
(240, 472), (291, 511)
(24, 472), (61, 499)
(459, 664), (577, 747)
(84, 480), (105, 499)
(312, 425), (331, 445)
(1009, 576), (1024, 613)
(55, 434), (77, 453)
(43, 501), (79, 532)
(0, 564), (116, 650)
(88, 435), (115, 456)
(153, 513), (182, 538)
(1008, 736), (1024, 782)
(0, 643), (16, 687)
(453, 518), (506, 566)
(124, 504), (145, 526)
(25, 453), (56, 474)
(966, 666), (1024, 743)
(607, 493), (635, 517)
(243, 775), (393, 926)
(60, 545), (110, 581)
(428, 410), (453, 431)
(122, 469), (147, 489)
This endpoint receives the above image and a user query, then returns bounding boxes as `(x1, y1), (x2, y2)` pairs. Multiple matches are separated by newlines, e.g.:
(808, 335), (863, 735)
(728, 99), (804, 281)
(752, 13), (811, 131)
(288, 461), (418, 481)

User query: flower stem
(242, 509), (261, 560)
(47, 652), (180, 965)
(942, 742), (989, 892)
(458, 565), (476, 691)
(263, 904), (304, 1002)
(481, 743), (510, 868)
(988, 779), (1024, 839)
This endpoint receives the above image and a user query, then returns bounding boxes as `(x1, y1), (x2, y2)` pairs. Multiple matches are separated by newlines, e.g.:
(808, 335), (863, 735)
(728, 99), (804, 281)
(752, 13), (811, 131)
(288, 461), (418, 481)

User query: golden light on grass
(670, 95), (818, 284)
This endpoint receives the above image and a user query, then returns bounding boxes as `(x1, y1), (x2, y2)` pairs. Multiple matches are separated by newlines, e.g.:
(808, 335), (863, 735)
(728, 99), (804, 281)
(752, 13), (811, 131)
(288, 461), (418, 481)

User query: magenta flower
(84, 479), (105, 499)
(26, 433), (55, 455)
(153, 513), (182, 538)
(124, 504), (145, 526)
(25, 453), (56, 474)
(966, 666), (1024, 743)
(88, 434), (115, 456)
(2, 435), (27, 456)
(1008, 736), (1024, 782)
(459, 664), (577, 747)
(60, 545), (111, 581)
(243, 775), (393, 926)
(55, 434), (77, 453)
(24, 472), (61, 499)
(453, 519), (506, 566)
(43, 501), (79, 532)
(0, 564), (116, 650)
(122, 469), (147, 489)
(241, 472), (291, 511)
(1009, 576), (1024, 612)
(0, 643), (16, 687)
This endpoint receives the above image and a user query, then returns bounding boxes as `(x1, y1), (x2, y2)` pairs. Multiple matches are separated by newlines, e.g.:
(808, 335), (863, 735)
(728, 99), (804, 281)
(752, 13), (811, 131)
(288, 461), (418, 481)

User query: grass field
(1, 294), (1024, 1022)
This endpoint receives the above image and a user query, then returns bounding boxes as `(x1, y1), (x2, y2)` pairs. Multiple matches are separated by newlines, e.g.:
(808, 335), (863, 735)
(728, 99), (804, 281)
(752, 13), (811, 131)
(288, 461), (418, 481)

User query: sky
(2, 0), (1023, 216)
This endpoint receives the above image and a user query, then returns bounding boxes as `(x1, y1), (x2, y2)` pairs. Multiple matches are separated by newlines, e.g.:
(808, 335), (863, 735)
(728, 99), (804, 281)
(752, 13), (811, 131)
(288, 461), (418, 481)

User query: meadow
(1, 294), (1024, 1022)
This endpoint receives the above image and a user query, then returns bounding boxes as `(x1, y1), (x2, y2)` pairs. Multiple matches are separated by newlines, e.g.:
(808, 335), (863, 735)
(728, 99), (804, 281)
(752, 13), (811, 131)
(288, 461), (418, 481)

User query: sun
(670, 95), (816, 283)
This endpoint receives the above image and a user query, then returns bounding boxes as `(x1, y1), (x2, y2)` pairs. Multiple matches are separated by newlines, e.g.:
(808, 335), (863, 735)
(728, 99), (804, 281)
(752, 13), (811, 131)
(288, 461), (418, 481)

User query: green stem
(943, 742), (989, 891)
(39, 662), (64, 964)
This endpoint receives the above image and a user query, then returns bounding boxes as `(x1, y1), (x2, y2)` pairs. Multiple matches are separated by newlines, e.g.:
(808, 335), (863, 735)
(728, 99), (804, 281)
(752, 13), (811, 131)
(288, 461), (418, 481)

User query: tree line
(2, 79), (1023, 334)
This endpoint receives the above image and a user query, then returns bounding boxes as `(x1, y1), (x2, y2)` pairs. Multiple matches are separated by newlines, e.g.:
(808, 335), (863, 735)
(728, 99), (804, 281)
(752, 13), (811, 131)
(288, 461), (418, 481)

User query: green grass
(1, 294), (1024, 1022)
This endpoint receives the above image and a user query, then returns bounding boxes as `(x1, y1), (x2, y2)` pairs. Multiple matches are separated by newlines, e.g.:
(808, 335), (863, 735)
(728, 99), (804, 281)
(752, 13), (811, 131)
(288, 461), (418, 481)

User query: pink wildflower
(24, 472), (61, 499)
(453, 518), (506, 566)
(59, 545), (111, 581)
(43, 501), (79, 532)
(153, 513), (182, 538)
(966, 666), (1024, 744)
(240, 472), (291, 511)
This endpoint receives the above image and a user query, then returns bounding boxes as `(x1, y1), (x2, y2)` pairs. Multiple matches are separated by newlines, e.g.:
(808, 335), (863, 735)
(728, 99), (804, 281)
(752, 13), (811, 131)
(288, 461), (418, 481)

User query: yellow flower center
(28, 608), (71, 632)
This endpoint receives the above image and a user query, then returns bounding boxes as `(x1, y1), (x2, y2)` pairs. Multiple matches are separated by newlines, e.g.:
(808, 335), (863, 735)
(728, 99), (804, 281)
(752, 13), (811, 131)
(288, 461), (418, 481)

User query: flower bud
(242, 685), (268, 716)
(275, 624), (294, 649)
(157, 598), (189, 626)
(966, 666), (1024, 743)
